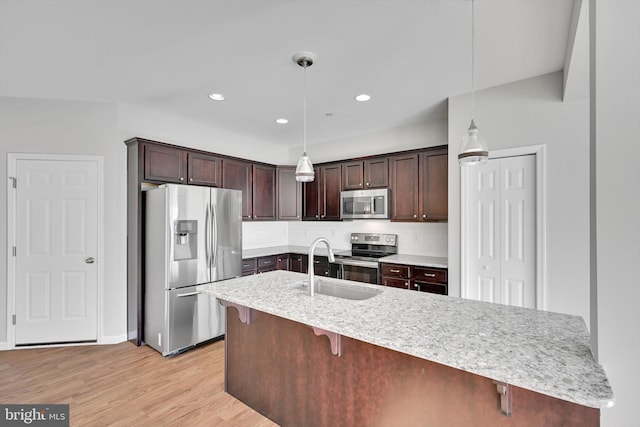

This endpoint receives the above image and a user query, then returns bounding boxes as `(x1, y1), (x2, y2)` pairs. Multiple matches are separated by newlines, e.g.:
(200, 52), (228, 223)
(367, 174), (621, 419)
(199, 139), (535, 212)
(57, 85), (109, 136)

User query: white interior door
(463, 155), (536, 308)
(14, 158), (99, 344)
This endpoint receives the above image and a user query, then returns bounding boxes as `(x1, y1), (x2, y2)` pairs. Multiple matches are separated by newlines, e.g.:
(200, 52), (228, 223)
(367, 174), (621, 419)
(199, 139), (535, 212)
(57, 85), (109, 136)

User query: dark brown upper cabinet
(420, 150), (448, 221)
(342, 158), (388, 190)
(389, 148), (447, 222)
(303, 163), (342, 221)
(222, 158), (253, 220)
(144, 144), (187, 183)
(277, 167), (302, 220)
(222, 159), (276, 221)
(187, 152), (222, 187)
(143, 143), (223, 187)
(252, 164), (277, 220)
(388, 153), (420, 221)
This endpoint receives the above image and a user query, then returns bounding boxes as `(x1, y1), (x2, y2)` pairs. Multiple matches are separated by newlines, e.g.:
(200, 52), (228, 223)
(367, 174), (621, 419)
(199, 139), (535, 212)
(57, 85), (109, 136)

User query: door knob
(85, 257), (95, 264)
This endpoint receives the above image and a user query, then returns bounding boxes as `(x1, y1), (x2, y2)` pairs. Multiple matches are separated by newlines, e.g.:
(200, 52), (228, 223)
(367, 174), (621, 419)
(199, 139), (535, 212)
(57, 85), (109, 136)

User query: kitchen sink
(298, 279), (382, 300)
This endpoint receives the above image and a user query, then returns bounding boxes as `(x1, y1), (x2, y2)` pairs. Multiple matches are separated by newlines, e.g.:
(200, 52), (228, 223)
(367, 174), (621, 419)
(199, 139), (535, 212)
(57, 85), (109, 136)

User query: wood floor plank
(0, 340), (278, 427)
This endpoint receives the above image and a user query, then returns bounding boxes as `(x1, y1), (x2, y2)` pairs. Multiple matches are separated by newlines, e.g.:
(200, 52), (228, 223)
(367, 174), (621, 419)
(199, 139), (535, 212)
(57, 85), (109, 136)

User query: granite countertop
(199, 270), (613, 409)
(243, 246), (448, 269)
(378, 254), (448, 268)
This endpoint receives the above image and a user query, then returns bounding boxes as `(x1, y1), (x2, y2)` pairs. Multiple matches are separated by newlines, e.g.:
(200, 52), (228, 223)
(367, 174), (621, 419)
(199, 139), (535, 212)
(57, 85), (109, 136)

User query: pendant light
(458, 0), (489, 166)
(293, 52), (317, 182)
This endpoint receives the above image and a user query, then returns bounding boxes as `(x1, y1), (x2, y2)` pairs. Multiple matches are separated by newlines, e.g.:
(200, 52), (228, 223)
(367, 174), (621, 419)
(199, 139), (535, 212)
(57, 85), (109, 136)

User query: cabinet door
(381, 276), (411, 290)
(413, 280), (448, 295)
(187, 152), (221, 187)
(388, 153), (419, 221)
(420, 151), (448, 221)
(252, 164), (276, 220)
(342, 161), (364, 190)
(320, 164), (342, 221)
(302, 169), (320, 220)
(364, 157), (388, 188)
(290, 254), (308, 273)
(277, 167), (301, 220)
(144, 144), (186, 183)
(222, 158), (252, 220)
(310, 256), (330, 277)
(276, 254), (290, 270)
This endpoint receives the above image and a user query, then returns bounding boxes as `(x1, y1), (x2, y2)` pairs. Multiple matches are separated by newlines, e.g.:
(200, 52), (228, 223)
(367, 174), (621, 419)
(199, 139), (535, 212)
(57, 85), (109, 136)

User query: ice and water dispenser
(174, 220), (197, 260)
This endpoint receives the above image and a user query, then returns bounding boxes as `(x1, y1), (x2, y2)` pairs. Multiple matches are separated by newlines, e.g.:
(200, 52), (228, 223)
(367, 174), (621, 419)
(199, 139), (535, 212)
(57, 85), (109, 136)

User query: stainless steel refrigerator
(144, 184), (242, 356)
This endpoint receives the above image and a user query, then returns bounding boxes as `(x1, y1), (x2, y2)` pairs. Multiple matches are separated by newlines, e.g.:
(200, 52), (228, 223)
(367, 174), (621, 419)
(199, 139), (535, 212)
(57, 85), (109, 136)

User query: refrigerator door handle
(176, 291), (201, 298)
(211, 203), (218, 268)
(205, 204), (211, 279)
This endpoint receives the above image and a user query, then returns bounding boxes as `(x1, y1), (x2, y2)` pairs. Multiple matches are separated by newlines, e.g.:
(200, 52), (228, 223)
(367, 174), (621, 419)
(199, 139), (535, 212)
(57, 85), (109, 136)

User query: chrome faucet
(307, 237), (335, 296)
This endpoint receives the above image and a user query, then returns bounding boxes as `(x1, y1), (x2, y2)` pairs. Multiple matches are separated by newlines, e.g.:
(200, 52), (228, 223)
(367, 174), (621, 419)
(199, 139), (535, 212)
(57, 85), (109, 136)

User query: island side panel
(225, 307), (599, 427)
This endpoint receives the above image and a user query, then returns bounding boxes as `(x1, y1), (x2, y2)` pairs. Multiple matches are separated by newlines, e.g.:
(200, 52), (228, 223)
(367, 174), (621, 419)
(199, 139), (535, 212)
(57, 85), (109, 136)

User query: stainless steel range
(331, 233), (398, 284)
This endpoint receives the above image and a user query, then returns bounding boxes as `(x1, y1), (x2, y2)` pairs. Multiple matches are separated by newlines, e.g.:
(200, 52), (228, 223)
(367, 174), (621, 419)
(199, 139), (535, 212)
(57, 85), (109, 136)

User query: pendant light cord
(471, 0), (476, 120)
(303, 61), (308, 155)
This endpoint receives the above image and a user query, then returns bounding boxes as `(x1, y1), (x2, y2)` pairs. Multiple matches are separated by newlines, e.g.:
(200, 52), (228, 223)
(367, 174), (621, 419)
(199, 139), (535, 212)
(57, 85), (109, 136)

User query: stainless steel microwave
(340, 188), (390, 220)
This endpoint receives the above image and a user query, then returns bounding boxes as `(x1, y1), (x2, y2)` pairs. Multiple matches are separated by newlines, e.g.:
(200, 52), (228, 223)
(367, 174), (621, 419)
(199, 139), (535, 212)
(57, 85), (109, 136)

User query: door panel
(16, 159), (98, 344)
(464, 155), (535, 308)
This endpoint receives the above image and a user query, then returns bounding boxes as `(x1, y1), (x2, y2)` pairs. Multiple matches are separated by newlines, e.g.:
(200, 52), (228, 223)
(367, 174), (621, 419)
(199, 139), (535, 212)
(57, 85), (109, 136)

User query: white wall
(289, 118), (448, 164)
(593, 0), (640, 425)
(448, 72), (591, 324)
(0, 96), (126, 344)
(287, 221), (448, 257)
(118, 103), (290, 165)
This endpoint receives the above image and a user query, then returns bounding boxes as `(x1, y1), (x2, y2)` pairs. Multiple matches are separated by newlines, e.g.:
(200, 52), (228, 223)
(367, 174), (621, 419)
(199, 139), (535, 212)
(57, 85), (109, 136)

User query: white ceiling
(0, 0), (578, 148)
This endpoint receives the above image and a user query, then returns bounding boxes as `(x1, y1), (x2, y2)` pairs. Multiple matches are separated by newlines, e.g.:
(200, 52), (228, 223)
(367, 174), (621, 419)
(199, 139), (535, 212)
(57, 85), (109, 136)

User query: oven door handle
(333, 258), (379, 269)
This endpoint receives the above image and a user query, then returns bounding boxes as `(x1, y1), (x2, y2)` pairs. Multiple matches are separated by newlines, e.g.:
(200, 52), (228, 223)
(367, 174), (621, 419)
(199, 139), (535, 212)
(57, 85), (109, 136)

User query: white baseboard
(99, 334), (128, 345)
(0, 341), (9, 351)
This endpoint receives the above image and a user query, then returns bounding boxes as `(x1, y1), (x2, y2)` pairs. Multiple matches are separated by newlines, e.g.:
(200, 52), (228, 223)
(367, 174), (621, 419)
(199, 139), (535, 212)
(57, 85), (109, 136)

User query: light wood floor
(0, 340), (278, 427)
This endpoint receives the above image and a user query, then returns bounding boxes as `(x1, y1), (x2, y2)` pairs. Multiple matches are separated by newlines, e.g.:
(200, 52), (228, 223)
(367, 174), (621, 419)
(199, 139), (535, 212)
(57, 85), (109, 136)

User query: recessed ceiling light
(354, 94), (371, 102)
(275, 118), (288, 124)
(208, 93), (225, 101)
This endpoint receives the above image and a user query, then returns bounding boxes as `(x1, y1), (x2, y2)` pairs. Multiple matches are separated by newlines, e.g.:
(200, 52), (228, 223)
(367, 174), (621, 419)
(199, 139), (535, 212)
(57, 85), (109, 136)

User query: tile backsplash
(243, 220), (447, 257)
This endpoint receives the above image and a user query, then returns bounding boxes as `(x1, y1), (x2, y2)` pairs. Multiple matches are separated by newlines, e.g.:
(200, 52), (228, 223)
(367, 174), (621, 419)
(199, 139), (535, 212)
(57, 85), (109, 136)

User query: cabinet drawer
(257, 255), (277, 272)
(413, 267), (447, 283)
(380, 263), (410, 279)
(242, 258), (257, 275)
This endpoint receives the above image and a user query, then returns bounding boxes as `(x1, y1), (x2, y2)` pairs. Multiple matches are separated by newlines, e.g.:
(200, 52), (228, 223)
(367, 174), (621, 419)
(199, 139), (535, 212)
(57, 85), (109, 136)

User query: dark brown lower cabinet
(225, 308), (599, 427)
(243, 253), (306, 275)
(380, 262), (448, 295)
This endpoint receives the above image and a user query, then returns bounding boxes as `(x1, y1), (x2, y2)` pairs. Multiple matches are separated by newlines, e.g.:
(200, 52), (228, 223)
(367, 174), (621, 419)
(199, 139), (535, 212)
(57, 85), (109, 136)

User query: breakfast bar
(198, 270), (613, 426)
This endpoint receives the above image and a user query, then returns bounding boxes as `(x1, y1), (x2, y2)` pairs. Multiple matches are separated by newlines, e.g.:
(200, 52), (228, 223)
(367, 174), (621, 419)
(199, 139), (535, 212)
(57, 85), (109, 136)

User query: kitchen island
(198, 271), (613, 426)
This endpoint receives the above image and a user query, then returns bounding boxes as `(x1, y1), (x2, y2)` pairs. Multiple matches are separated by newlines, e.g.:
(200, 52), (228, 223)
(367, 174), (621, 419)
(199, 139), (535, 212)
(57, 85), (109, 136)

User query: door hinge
(9, 176), (16, 188)
(12, 315), (16, 325)
(12, 246), (17, 257)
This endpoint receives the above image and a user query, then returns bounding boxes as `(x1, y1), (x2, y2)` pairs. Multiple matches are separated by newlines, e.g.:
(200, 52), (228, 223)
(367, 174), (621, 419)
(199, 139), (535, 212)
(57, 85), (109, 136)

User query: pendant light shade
(293, 52), (317, 182)
(459, 120), (488, 165)
(295, 153), (315, 182)
(458, 0), (489, 166)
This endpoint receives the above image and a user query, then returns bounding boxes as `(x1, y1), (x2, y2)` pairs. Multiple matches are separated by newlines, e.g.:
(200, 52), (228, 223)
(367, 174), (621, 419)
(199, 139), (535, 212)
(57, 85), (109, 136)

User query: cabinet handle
(180, 177), (184, 181)
(414, 284), (421, 291)
(190, 178), (194, 182)
(405, 282), (410, 289)
(366, 182), (370, 187)
(424, 273), (436, 277)
(390, 269), (400, 273)
(413, 214), (417, 218)
(422, 214), (426, 218)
